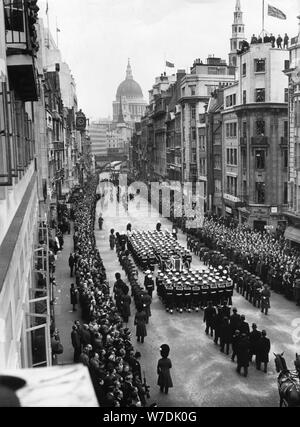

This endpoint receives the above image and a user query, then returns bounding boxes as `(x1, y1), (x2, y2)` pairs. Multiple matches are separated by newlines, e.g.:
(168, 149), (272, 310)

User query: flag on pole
(166, 61), (175, 68)
(56, 27), (61, 33)
(46, 0), (49, 15)
(268, 4), (287, 20)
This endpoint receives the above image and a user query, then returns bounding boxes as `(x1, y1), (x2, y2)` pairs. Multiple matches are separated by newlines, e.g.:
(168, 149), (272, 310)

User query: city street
(95, 181), (300, 407)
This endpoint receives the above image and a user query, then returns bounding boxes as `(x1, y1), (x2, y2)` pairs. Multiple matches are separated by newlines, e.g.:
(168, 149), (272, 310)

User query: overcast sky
(40, 0), (300, 120)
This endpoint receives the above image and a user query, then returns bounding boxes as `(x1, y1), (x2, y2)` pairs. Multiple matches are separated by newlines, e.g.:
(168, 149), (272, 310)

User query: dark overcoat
(135, 311), (147, 338)
(157, 358), (173, 388)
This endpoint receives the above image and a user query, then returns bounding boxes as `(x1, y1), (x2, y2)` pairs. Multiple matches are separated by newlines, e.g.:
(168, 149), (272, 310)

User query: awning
(285, 226), (300, 244)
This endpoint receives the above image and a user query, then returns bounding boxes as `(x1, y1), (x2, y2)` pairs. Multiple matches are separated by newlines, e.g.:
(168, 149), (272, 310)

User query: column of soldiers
(203, 305), (271, 378)
(156, 267), (233, 314)
(127, 231), (192, 272)
(187, 236), (271, 315)
(116, 243), (153, 331)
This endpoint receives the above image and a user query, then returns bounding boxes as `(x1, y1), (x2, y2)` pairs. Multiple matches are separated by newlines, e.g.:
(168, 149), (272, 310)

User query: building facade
(284, 18), (300, 247)
(180, 56), (235, 191)
(0, 0), (51, 369)
(223, 42), (289, 230)
(0, 1), (90, 369)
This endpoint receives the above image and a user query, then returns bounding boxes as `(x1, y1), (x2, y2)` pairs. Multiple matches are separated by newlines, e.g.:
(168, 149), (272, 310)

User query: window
(255, 150), (266, 169)
(4, 0), (25, 33)
(284, 182), (288, 204)
(214, 155), (221, 169)
(256, 120), (265, 136)
(256, 182), (266, 204)
(242, 122), (247, 138)
(226, 94), (236, 107)
(243, 90), (247, 104)
(239, 27), (242, 32)
(227, 148), (238, 165)
(284, 88), (289, 103)
(215, 179), (221, 194)
(284, 121), (288, 138)
(241, 148), (247, 169)
(256, 88), (265, 103)
(199, 135), (206, 150)
(226, 176), (238, 196)
(233, 41), (237, 50)
(243, 180), (248, 198)
(199, 158), (206, 176)
(182, 87), (185, 97)
(191, 105), (196, 119)
(226, 122), (237, 138)
(191, 127), (197, 141)
(255, 59), (266, 72)
(242, 63), (247, 76)
(190, 86), (196, 96)
(283, 149), (288, 168)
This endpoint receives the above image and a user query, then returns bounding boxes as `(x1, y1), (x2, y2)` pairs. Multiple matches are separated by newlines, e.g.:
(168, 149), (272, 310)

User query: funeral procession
(1, 0), (300, 411)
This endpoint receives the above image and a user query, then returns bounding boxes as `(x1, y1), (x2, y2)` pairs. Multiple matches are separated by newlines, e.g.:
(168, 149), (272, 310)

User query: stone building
(112, 60), (147, 126)
(223, 42), (289, 230)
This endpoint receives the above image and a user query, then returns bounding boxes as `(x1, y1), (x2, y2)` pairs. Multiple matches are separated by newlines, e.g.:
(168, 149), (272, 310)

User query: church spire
(229, 0), (245, 68)
(235, 0), (241, 12)
(117, 97), (125, 124)
(126, 59), (133, 80)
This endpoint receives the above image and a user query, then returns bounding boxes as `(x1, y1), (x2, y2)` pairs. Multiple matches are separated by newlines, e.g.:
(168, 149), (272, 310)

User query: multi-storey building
(180, 56), (235, 192)
(223, 42), (289, 230)
(147, 73), (176, 181)
(206, 89), (225, 216)
(166, 71), (185, 182)
(0, 0), (52, 369)
(0, 1), (89, 370)
(284, 17), (300, 247)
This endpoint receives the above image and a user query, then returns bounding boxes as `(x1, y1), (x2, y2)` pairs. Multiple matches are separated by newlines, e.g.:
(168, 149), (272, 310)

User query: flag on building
(46, 1), (49, 15)
(166, 61), (175, 68)
(268, 4), (287, 20)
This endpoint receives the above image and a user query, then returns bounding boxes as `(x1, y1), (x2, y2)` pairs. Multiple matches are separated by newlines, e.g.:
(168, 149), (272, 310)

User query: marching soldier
(165, 281), (175, 314)
(192, 282), (201, 312)
(175, 281), (184, 313)
(184, 280), (192, 312)
(144, 273), (155, 298)
(201, 279), (210, 309)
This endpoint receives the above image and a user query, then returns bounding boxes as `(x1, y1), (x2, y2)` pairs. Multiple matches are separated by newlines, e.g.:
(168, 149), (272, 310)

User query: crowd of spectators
(70, 176), (150, 407)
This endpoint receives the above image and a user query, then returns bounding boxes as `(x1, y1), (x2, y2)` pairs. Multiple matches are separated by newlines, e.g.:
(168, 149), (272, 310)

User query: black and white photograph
(1, 0), (300, 412)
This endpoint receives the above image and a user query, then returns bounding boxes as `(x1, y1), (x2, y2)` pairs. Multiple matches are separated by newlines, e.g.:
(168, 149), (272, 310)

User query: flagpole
(46, 1), (50, 48)
(262, 0), (265, 37)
